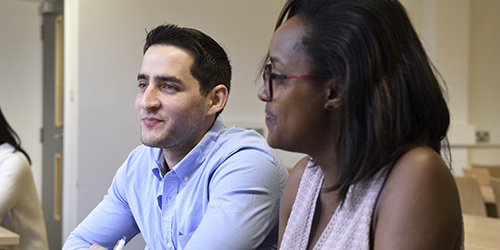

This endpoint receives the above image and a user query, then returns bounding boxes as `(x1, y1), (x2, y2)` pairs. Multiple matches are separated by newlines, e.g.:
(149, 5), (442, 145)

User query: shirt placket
(162, 171), (179, 249)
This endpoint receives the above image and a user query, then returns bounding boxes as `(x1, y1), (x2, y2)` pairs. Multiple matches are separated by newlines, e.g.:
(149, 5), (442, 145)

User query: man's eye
(138, 82), (148, 89)
(162, 84), (178, 91)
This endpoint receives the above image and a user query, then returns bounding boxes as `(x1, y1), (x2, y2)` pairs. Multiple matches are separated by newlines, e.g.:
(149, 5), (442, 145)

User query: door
(41, 1), (64, 249)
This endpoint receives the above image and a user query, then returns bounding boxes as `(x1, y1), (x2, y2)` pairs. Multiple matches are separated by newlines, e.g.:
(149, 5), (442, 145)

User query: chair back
(454, 176), (487, 216)
(490, 177), (500, 217)
(464, 168), (491, 186)
(472, 165), (500, 178)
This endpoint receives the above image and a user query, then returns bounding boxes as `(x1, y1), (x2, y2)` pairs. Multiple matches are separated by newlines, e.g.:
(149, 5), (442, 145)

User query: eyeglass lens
(263, 64), (273, 99)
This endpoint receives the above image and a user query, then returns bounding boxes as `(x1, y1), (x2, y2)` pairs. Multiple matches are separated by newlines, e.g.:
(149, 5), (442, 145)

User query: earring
(324, 103), (334, 111)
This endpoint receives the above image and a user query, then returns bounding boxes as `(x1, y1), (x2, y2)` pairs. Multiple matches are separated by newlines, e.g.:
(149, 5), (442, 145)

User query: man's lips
(141, 117), (163, 127)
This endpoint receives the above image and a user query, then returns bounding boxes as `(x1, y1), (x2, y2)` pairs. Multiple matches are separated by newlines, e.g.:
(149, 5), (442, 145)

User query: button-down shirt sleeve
(183, 147), (283, 250)
(62, 161), (141, 250)
(62, 118), (288, 250)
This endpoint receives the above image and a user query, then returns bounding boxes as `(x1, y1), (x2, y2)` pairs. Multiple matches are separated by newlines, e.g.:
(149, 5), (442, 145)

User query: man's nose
(140, 86), (161, 110)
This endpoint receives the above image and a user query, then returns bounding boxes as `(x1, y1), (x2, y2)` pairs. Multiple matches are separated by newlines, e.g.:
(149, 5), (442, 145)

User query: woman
(0, 107), (49, 250)
(257, 0), (463, 249)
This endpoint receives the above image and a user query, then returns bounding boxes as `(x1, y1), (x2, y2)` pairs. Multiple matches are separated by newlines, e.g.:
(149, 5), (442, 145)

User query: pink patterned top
(280, 158), (390, 250)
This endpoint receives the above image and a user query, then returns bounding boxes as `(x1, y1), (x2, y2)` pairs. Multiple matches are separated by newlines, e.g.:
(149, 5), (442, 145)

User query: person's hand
(89, 245), (108, 250)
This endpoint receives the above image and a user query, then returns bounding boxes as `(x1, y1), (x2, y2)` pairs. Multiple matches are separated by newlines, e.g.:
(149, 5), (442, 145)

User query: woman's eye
(271, 73), (287, 83)
(271, 73), (284, 79)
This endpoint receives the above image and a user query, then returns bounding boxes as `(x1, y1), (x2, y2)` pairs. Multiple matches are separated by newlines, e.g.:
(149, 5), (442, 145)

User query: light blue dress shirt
(63, 118), (288, 250)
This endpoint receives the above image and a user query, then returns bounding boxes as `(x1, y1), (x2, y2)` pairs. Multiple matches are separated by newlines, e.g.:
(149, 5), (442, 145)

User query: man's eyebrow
(137, 74), (182, 84)
(137, 73), (147, 81)
(155, 75), (182, 84)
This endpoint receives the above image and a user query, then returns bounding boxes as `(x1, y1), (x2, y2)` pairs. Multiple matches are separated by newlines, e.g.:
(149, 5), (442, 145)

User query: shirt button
(167, 242), (172, 248)
(184, 175), (189, 181)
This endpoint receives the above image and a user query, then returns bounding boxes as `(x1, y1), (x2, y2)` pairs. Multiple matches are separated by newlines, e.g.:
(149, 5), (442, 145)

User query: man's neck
(162, 148), (186, 172)
(160, 158), (170, 177)
(161, 117), (217, 171)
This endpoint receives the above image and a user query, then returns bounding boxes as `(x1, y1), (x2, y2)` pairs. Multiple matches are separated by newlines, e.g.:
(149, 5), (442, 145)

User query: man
(62, 24), (288, 250)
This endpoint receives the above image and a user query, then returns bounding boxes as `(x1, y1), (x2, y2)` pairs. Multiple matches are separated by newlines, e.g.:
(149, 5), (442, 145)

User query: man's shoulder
(129, 144), (160, 155)
(215, 125), (270, 150)
(212, 126), (286, 171)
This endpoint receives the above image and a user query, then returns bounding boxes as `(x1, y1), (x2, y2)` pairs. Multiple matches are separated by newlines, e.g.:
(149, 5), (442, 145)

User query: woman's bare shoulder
(278, 156), (310, 245)
(289, 156), (310, 184)
(373, 146), (463, 249)
(282, 156), (310, 207)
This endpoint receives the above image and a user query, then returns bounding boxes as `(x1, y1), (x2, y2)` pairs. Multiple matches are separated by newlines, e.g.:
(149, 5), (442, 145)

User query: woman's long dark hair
(0, 107), (32, 164)
(275, 0), (450, 201)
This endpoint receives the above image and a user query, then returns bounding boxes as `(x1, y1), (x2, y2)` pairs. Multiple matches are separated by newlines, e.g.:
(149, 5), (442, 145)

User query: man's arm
(62, 166), (141, 250)
(184, 148), (287, 250)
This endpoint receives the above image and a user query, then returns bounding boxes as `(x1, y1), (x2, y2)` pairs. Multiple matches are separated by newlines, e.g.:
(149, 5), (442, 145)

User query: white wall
(404, 0), (500, 173)
(410, 0), (500, 171)
(0, 0), (43, 199)
(468, 0), (500, 165)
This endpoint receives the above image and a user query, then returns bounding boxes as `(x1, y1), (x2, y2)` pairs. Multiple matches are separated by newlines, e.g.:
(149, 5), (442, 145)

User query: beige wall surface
(0, 1), (43, 199)
(468, 0), (500, 165)
(401, 0), (500, 171)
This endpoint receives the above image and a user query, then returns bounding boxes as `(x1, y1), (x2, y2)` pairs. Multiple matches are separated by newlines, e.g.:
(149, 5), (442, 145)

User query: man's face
(135, 45), (211, 152)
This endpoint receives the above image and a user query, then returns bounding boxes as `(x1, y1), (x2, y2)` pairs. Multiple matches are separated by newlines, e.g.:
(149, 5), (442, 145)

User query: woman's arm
(372, 146), (463, 249)
(278, 156), (310, 248)
(0, 153), (29, 218)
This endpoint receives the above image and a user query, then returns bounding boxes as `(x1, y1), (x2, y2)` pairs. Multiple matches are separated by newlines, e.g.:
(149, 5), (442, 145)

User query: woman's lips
(265, 110), (275, 122)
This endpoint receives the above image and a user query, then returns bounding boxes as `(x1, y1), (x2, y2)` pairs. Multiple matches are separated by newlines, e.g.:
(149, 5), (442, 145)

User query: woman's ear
(324, 78), (341, 111)
(207, 84), (228, 115)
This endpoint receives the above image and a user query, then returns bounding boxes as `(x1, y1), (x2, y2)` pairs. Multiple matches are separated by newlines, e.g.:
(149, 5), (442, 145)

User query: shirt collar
(172, 117), (225, 179)
(151, 150), (166, 180)
(150, 117), (226, 181)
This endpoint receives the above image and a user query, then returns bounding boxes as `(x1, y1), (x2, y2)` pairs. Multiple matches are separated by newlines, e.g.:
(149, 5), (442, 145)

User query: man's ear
(206, 84), (228, 115)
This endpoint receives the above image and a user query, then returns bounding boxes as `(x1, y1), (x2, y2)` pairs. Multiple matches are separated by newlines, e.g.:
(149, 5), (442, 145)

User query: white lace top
(280, 159), (389, 250)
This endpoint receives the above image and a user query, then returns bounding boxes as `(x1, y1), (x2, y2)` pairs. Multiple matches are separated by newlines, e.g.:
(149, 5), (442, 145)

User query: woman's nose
(258, 84), (271, 102)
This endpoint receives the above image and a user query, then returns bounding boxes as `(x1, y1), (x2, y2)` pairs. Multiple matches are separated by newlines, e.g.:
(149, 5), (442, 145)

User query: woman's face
(258, 16), (333, 154)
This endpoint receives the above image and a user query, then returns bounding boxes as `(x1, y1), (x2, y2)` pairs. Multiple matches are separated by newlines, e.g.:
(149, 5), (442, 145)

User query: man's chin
(140, 137), (162, 148)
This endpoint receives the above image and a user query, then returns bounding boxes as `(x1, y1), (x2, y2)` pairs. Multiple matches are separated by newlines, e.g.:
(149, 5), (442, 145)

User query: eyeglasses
(262, 64), (329, 100)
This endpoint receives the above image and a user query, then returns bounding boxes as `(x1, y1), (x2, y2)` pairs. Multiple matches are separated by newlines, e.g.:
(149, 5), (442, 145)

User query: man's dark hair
(144, 24), (232, 116)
